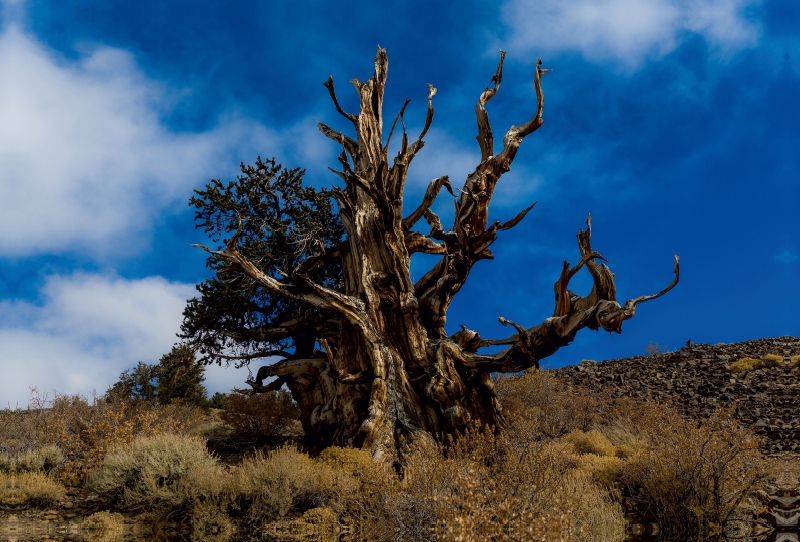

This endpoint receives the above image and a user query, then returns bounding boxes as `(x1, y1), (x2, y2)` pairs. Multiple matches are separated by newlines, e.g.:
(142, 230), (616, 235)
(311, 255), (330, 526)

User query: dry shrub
(0, 471), (67, 507)
(219, 390), (299, 445)
(11, 445), (64, 473)
(261, 506), (339, 542)
(83, 511), (125, 542)
(791, 355), (800, 365)
(190, 498), (236, 542)
(88, 433), (221, 513)
(728, 357), (761, 373)
(227, 445), (319, 521)
(761, 353), (784, 367)
(385, 420), (622, 542)
(563, 429), (616, 457)
(0, 389), (205, 483)
(495, 369), (603, 438)
(605, 400), (773, 541)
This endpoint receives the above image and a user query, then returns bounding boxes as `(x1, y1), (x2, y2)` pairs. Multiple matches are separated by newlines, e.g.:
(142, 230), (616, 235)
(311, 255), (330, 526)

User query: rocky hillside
(549, 336), (800, 456)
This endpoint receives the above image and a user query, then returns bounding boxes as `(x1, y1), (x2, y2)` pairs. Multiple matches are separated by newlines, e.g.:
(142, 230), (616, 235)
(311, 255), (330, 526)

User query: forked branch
(476, 51), (505, 162)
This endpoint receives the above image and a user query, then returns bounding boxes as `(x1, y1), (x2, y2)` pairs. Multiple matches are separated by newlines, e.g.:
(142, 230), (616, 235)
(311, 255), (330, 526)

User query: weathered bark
(195, 48), (679, 461)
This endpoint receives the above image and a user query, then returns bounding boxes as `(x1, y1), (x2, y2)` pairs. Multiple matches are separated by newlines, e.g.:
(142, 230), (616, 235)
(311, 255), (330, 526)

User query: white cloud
(0, 26), (279, 258)
(500, 0), (761, 67)
(0, 272), (250, 407)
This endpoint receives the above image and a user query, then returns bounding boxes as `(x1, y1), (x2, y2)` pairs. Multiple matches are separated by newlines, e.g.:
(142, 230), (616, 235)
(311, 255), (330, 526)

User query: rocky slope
(549, 336), (800, 456)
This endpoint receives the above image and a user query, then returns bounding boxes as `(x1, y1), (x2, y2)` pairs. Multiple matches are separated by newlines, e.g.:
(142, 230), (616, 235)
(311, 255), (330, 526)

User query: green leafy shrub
(207, 392), (228, 410)
(728, 357), (761, 373)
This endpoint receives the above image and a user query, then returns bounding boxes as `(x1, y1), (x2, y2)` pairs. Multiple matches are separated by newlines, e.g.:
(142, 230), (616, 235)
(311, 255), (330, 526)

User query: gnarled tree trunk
(196, 49), (678, 461)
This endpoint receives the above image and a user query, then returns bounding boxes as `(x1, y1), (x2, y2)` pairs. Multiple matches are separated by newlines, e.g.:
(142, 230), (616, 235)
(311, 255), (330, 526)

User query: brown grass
(728, 357), (761, 373)
(761, 353), (784, 367)
(2, 366), (779, 542)
(0, 471), (67, 507)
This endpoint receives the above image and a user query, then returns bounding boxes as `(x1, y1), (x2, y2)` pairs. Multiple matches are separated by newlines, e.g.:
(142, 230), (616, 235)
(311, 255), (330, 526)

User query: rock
(550, 336), (800, 457)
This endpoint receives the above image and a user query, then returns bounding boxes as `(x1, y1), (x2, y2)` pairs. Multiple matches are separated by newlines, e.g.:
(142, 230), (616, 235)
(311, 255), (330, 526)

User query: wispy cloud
(0, 26), (280, 259)
(500, 0), (762, 68)
(0, 272), (250, 407)
(776, 249), (799, 264)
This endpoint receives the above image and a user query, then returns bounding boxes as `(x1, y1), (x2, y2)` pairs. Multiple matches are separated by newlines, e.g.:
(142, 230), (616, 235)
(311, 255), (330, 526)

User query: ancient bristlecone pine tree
(192, 49), (679, 460)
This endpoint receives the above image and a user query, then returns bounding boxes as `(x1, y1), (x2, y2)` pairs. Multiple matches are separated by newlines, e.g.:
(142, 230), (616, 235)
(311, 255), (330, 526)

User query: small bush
(191, 498), (236, 542)
(792, 355), (800, 365)
(15, 446), (64, 473)
(88, 433), (220, 513)
(728, 357), (761, 373)
(645, 341), (669, 356)
(83, 511), (125, 542)
(207, 392), (228, 410)
(495, 369), (603, 438)
(219, 390), (299, 444)
(606, 402), (774, 540)
(563, 430), (616, 457)
(0, 471), (67, 507)
(761, 353), (784, 367)
(228, 445), (318, 521)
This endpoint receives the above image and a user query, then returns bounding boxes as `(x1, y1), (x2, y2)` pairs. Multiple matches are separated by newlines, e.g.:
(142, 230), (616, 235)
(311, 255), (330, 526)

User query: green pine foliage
(108, 345), (208, 407)
(180, 157), (344, 368)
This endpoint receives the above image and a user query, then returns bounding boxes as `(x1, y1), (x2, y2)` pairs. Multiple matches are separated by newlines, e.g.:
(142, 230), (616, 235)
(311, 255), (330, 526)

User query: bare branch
(495, 58), (551, 170)
(323, 76), (358, 126)
(476, 51), (505, 162)
(193, 240), (370, 330)
(597, 255), (680, 332)
(404, 231), (446, 255)
(499, 202), (536, 231)
(553, 250), (606, 318)
(423, 209), (445, 240)
(214, 350), (293, 362)
(402, 175), (453, 230)
(384, 99), (411, 157)
(317, 121), (358, 159)
(407, 83), (437, 159)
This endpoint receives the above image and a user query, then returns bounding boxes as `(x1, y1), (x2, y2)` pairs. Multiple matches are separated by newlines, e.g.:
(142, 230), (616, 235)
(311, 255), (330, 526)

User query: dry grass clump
(88, 433), (222, 513)
(0, 471), (67, 507)
(563, 429), (616, 457)
(791, 354), (800, 365)
(761, 353), (784, 367)
(0, 444), (67, 508)
(0, 445), (65, 473)
(728, 357), (761, 373)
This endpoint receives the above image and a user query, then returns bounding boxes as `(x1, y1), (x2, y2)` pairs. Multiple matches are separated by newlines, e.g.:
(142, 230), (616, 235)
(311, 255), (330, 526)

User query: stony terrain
(549, 336), (800, 456)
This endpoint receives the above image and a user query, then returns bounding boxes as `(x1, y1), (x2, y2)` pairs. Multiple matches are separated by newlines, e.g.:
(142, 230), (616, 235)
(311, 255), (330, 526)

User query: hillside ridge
(549, 336), (800, 456)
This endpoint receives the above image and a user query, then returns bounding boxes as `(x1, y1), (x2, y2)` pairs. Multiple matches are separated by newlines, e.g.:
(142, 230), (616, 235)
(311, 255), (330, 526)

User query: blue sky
(0, 0), (797, 406)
